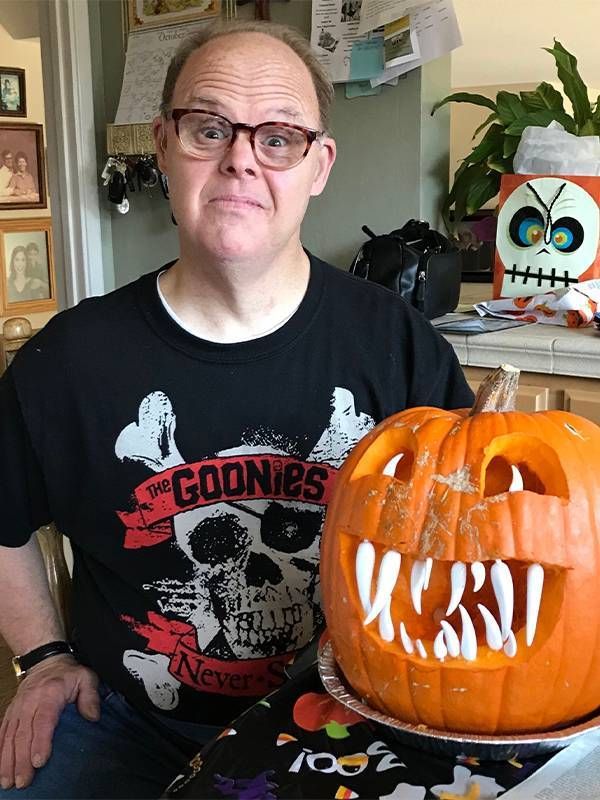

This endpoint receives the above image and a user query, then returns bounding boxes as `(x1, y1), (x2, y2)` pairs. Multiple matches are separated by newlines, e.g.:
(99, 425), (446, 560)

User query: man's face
(3, 153), (12, 169)
(16, 157), (26, 172)
(154, 33), (336, 264)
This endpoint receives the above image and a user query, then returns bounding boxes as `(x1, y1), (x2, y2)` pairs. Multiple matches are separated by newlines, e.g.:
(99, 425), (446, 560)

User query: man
(0, 19), (472, 799)
(7, 153), (38, 202)
(0, 150), (14, 198)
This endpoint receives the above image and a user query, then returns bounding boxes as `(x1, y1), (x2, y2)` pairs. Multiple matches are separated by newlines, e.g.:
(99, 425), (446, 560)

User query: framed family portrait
(0, 218), (57, 315)
(127, 0), (221, 32)
(0, 67), (26, 117)
(0, 123), (46, 210)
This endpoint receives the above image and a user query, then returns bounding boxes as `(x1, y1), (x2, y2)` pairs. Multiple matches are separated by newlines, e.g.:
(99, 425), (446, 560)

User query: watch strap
(12, 640), (74, 679)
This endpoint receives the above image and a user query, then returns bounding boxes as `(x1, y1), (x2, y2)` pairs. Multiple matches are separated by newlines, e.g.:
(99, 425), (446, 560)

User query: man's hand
(0, 655), (100, 790)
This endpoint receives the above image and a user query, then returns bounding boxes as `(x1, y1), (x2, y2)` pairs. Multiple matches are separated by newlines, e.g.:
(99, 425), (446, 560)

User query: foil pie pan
(318, 641), (600, 761)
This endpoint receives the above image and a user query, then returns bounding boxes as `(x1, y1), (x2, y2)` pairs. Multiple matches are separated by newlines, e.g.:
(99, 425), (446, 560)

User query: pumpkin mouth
(350, 538), (564, 666)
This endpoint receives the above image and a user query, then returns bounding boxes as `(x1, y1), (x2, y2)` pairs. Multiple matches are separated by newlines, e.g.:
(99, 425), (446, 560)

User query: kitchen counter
(443, 321), (600, 379)
(444, 283), (600, 421)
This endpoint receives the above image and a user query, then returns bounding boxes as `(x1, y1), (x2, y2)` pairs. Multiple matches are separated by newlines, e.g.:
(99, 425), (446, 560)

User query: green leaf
(504, 109), (577, 136)
(487, 156), (513, 174)
(462, 123), (504, 167)
(578, 119), (596, 136)
(503, 135), (520, 158)
(592, 94), (600, 124)
(496, 91), (526, 125)
(431, 91), (496, 116)
(520, 81), (566, 113)
(472, 112), (499, 140)
(544, 39), (591, 128)
(465, 171), (501, 216)
(446, 163), (488, 229)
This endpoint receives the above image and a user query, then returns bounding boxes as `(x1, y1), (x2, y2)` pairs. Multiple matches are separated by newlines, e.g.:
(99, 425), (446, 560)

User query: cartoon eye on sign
(493, 175), (600, 299)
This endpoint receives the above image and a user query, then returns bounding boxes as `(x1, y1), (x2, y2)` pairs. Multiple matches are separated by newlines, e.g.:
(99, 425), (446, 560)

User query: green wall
(91, 0), (450, 287)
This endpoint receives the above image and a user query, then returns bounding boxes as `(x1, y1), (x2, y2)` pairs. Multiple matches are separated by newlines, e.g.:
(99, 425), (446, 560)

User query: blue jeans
(0, 684), (221, 798)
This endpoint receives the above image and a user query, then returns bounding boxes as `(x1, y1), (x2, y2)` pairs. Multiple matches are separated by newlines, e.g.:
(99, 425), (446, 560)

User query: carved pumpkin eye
(481, 435), (569, 499)
(382, 450), (415, 481)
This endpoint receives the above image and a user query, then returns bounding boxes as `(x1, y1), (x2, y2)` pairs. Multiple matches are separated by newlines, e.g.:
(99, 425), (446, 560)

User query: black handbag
(349, 219), (461, 319)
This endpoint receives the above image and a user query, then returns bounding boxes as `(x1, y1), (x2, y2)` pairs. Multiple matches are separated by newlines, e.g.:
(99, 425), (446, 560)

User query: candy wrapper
(476, 278), (600, 328)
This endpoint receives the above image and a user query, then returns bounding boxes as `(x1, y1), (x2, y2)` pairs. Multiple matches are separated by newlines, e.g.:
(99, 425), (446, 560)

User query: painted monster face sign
(494, 174), (600, 298)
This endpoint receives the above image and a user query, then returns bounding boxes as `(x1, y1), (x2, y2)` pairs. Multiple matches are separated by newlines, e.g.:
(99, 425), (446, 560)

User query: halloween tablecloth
(163, 663), (556, 800)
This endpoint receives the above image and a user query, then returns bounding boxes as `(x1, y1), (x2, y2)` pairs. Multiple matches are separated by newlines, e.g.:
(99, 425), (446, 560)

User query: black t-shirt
(0, 254), (473, 725)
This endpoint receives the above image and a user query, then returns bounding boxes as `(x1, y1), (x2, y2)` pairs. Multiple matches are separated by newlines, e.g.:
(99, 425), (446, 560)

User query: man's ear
(310, 136), (336, 198)
(153, 116), (168, 174)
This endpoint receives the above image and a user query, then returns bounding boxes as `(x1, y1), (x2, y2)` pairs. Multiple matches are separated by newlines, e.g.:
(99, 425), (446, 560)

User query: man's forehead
(173, 34), (318, 120)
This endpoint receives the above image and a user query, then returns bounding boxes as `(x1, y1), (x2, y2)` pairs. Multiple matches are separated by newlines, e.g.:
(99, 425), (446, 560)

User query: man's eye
(201, 127), (227, 140)
(265, 135), (289, 148)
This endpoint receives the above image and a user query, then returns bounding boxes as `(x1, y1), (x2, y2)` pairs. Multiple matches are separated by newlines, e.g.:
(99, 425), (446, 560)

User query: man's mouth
(210, 195), (263, 208)
(350, 539), (560, 666)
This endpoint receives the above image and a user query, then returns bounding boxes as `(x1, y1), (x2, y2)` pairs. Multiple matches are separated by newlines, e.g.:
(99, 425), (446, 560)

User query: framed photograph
(0, 123), (46, 210)
(0, 67), (26, 117)
(127, 0), (221, 32)
(0, 218), (57, 315)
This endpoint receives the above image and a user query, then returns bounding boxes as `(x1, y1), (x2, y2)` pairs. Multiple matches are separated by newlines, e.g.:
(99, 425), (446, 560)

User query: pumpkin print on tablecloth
(321, 365), (600, 734)
(293, 691), (363, 738)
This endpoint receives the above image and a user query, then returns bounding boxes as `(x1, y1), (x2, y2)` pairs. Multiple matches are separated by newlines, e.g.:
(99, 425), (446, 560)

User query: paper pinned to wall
(357, 0), (428, 36)
(371, 0), (461, 87)
(383, 15), (420, 69)
(311, 0), (385, 84)
(115, 21), (212, 124)
(349, 36), (385, 81)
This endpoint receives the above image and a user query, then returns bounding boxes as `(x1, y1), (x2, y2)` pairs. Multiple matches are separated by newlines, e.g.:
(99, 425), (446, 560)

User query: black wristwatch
(12, 641), (74, 680)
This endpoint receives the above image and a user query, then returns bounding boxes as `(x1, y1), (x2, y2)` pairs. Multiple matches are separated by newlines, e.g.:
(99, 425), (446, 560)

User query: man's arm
(0, 538), (100, 790)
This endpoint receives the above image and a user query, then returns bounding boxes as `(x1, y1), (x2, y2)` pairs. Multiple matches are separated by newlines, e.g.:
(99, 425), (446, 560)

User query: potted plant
(432, 40), (600, 237)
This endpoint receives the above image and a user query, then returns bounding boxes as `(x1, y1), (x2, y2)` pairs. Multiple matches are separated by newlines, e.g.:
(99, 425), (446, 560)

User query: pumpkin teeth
(509, 464), (524, 492)
(491, 559), (514, 641)
(355, 540), (375, 615)
(383, 452), (404, 477)
(363, 550), (401, 625)
(433, 629), (448, 662)
(399, 621), (414, 654)
(378, 596), (395, 642)
(504, 629), (518, 658)
(440, 620), (460, 657)
(410, 559), (427, 615)
(477, 603), (503, 651)
(446, 561), (467, 616)
(471, 561), (485, 592)
(355, 541), (546, 660)
(458, 604), (477, 661)
(423, 557), (433, 591)
(526, 563), (544, 647)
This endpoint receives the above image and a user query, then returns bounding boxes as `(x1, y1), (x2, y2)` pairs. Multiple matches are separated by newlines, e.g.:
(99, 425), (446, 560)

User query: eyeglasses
(167, 108), (324, 171)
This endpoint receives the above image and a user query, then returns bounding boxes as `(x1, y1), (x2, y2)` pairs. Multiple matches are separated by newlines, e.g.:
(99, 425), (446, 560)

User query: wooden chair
(0, 319), (72, 716)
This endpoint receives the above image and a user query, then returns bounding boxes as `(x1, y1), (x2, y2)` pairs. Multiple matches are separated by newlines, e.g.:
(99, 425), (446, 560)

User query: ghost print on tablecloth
(493, 174), (600, 298)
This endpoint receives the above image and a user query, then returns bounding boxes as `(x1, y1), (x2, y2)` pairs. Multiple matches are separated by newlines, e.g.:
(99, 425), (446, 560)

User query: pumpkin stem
(469, 363), (520, 415)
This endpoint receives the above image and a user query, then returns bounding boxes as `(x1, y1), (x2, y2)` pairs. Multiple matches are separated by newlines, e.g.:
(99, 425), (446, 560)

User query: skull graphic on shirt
(116, 387), (375, 709)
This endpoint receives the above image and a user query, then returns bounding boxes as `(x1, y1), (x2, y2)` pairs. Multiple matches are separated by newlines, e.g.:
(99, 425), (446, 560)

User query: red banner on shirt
(117, 454), (337, 549)
(123, 611), (291, 696)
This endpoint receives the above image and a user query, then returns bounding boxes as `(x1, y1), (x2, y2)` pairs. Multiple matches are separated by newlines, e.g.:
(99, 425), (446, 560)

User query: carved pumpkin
(321, 365), (600, 734)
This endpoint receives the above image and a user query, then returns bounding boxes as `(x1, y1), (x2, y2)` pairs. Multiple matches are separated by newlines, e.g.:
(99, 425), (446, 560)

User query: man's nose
(219, 128), (259, 177)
